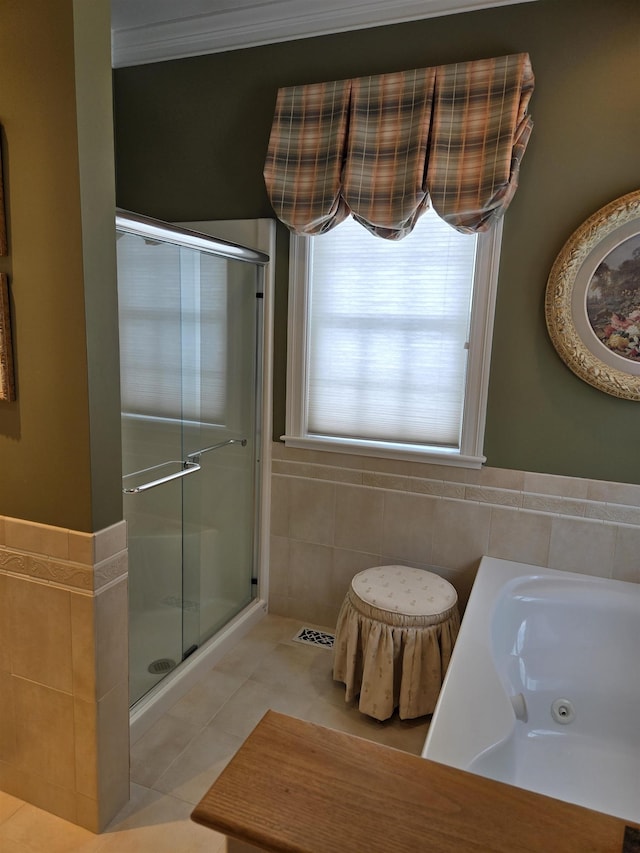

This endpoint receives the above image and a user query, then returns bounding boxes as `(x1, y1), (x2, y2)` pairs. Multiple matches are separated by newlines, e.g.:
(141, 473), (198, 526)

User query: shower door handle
(186, 437), (247, 463)
(122, 461), (201, 494)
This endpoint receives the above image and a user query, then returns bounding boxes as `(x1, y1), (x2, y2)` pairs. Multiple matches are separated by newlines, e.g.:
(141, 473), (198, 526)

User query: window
(283, 207), (502, 467)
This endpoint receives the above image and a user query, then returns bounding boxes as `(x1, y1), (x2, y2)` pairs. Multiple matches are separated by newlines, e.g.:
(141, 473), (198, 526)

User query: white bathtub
(423, 556), (640, 823)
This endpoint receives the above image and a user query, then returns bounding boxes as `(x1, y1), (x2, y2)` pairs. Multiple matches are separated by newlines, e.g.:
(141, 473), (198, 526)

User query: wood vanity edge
(191, 710), (636, 853)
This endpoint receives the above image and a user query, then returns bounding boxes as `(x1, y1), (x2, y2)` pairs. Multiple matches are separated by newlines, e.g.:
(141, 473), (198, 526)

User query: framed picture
(546, 189), (640, 400)
(0, 274), (15, 401)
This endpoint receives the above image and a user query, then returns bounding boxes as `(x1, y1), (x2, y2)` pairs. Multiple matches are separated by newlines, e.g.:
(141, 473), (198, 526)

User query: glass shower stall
(115, 212), (269, 709)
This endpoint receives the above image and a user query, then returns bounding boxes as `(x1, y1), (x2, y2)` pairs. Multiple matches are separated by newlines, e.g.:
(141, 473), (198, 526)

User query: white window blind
(309, 208), (476, 446)
(285, 206), (502, 465)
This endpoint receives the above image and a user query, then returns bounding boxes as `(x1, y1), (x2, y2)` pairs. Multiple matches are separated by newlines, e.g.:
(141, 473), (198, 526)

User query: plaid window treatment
(263, 53), (534, 238)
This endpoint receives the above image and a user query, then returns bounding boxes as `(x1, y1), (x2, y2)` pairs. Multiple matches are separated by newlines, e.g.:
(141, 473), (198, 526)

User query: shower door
(117, 215), (265, 707)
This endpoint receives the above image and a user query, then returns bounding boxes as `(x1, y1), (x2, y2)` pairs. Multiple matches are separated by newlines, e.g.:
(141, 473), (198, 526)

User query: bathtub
(422, 556), (640, 823)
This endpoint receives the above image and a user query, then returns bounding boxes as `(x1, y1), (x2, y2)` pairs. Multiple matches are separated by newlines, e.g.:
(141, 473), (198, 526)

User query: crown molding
(111, 0), (537, 68)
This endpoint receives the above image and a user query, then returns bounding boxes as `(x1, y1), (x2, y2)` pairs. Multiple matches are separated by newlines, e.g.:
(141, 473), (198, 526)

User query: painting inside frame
(546, 189), (640, 400)
(586, 233), (640, 362)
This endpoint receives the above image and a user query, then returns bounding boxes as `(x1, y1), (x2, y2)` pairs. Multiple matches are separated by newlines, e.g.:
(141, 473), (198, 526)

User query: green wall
(0, 0), (121, 531)
(113, 0), (640, 484)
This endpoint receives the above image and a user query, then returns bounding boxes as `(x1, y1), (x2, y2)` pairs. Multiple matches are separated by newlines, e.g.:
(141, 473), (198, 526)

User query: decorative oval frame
(545, 189), (640, 400)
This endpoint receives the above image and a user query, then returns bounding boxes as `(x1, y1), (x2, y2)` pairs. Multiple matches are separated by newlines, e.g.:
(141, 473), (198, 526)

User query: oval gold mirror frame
(545, 189), (640, 400)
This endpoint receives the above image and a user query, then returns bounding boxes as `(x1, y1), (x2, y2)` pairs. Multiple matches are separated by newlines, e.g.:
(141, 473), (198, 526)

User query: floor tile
(0, 802), (98, 853)
(0, 791), (24, 825)
(153, 727), (244, 805)
(166, 669), (246, 729)
(130, 714), (202, 788)
(213, 633), (280, 679)
(247, 640), (336, 701)
(97, 789), (225, 853)
(208, 678), (315, 742)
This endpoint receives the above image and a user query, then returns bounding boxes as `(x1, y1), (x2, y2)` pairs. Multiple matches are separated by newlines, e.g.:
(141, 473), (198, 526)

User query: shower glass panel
(116, 214), (266, 708)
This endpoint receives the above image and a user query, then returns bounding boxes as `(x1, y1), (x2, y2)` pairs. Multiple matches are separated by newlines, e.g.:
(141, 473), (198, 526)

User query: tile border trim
(0, 519), (128, 593)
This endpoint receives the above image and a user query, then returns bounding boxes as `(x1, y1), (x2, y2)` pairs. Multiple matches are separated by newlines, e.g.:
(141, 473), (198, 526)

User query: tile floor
(0, 614), (430, 852)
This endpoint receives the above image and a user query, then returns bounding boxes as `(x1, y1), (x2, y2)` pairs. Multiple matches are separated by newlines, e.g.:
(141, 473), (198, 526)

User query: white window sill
(280, 435), (486, 469)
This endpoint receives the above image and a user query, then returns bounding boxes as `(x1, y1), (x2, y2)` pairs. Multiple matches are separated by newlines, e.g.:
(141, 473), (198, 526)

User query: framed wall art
(0, 274), (15, 401)
(545, 189), (640, 400)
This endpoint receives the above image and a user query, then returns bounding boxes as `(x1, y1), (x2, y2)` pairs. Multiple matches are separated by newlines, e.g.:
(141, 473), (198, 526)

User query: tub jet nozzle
(551, 698), (576, 724)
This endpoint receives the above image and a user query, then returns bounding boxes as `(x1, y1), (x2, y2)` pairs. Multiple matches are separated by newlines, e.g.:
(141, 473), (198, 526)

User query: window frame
(282, 215), (503, 468)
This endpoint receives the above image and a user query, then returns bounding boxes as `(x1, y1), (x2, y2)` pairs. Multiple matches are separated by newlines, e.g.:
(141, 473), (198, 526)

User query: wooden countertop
(191, 710), (636, 852)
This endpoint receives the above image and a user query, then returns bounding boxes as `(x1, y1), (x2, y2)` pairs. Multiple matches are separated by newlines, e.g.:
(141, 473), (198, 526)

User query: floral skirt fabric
(332, 587), (460, 721)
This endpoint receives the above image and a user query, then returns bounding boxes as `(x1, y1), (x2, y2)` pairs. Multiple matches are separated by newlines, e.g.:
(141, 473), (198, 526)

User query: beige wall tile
(8, 577), (73, 693)
(381, 491), (436, 565)
(363, 471), (465, 499)
(330, 549), (380, 610)
(488, 507), (552, 566)
(268, 535), (290, 600)
(432, 499), (491, 571)
(464, 485), (522, 508)
(12, 677), (76, 792)
(521, 494), (586, 516)
(0, 671), (16, 764)
(587, 479), (640, 507)
(94, 521), (127, 564)
(437, 563), (480, 614)
(75, 794), (100, 833)
(523, 471), (590, 499)
(334, 485), (383, 553)
(70, 592), (96, 703)
(288, 478), (335, 545)
(73, 698), (98, 800)
(273, 460), (363, 484)
(267, 593), (297, 619)
(67, 532), (94, 566)
(294, 599), (339, 628)
(96, 680), (130, 831)
(612, 524), (640, 583)
(548, 517), (616, 577)
(95, 578), (128, 700)
(288, 541), (333, 605)
(25, 556), (93, 591)
(0, 550), (27, 576)
(475, 466), (526, 490)
(0, 574), (10, 673)
(269, 475), (289, 537)
(93, 551), (128, 592)
(0, 735), (78, 829)
(584, 502), (640, 525)
(3, 519), (69, 559)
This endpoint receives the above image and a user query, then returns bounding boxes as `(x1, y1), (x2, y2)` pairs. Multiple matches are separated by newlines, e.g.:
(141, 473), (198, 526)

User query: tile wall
(269, 443), (640, 626)
(0, 518), (129, 832)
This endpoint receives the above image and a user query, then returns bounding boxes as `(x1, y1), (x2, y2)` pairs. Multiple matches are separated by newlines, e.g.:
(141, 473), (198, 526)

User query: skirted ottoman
(332, 565), (460, 721)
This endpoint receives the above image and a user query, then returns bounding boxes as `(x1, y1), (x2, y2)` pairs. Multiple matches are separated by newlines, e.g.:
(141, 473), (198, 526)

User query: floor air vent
(148, 658), (177, 675)
(292, 627), (335, 649)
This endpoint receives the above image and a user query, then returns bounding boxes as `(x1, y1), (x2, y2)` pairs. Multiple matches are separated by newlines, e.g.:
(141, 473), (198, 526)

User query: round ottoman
(332, 566), (460, 721)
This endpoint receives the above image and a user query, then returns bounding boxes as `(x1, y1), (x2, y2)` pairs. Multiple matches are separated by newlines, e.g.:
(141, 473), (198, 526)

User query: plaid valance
(264, 53), (534, 238)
